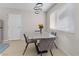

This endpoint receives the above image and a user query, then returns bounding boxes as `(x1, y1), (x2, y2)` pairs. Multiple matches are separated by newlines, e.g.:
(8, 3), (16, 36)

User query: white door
(8, 14), (22, 40)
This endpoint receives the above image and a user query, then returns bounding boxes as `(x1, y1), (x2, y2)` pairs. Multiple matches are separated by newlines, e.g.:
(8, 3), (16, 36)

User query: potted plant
(38, 24), (44, 33)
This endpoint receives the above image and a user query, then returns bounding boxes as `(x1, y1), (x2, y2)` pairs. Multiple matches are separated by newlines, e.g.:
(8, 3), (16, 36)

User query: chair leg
(50, 49), (53, 56)
(34, 42), (37, 46)
(54, 42), (58, 49)
(23, 44), (28, 55)
(40, 53), (42, 56)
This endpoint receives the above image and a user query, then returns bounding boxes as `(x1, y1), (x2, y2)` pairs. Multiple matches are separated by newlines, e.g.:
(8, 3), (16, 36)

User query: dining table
(25, 31), (56, 54)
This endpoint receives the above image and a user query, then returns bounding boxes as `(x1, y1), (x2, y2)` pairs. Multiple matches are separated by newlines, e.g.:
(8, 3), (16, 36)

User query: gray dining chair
(51, 32), (57, 48)
(37, 39), (54, 56)
(23, 34), (37, 55)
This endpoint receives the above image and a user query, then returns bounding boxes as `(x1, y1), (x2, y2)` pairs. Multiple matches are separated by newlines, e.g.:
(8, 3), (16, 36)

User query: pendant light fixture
(34, 3), (43, 14)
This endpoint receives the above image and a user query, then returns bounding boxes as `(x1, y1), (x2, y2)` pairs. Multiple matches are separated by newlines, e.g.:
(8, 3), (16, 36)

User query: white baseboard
(3, 39), (23, 43)
(3, 39), (10, 42)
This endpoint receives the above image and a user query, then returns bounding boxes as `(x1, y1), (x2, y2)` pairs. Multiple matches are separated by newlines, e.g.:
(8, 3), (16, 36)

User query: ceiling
(0, 3), (54, 12)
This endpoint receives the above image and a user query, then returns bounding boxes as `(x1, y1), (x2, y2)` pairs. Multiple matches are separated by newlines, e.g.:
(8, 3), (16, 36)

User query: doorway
(8, 14), (22, 40)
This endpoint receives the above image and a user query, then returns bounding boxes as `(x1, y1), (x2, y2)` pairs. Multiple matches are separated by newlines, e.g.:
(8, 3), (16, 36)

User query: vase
(40, 28), (42, 33)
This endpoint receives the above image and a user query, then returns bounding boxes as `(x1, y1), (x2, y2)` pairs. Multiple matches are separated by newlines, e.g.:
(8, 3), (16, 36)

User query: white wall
(55, 4), (79, 56)
(46, 3), (79, 56)
(21, 11), (45, 33)
(0, 8), (45, 41)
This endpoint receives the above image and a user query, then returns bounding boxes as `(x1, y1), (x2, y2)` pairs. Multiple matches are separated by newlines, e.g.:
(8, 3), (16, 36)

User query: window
(49, 11), (56, 30)
(56, 4), (75, 33)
